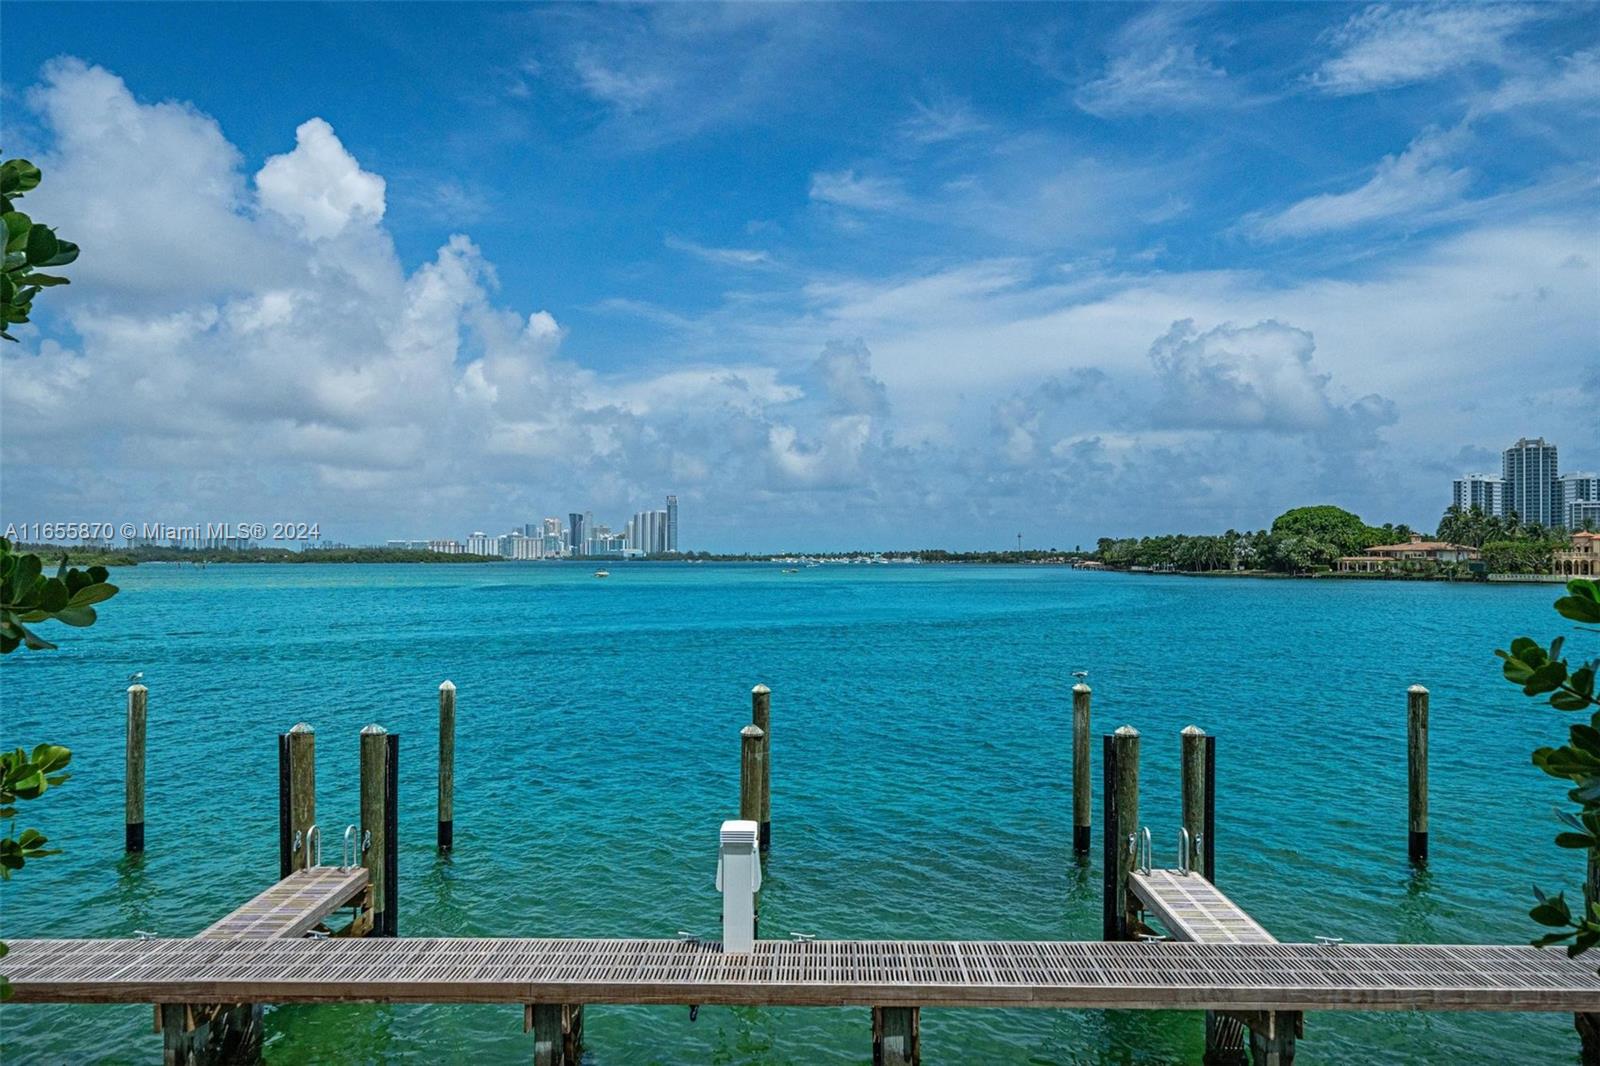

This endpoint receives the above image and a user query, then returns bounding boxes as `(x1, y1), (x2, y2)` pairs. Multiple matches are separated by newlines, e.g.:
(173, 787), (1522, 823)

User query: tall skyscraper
(1451, 473), (1503, 517)
(666, 494), (679, 553)
(1558, 472), (1600, 529)
(568, 512), (585, 556)
(1503, 437), (1558, 527)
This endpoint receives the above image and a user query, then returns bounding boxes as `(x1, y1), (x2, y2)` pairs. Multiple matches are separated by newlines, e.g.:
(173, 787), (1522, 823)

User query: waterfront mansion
(1336, 533), (1481, 574)
(1554, 531), (1600, 578)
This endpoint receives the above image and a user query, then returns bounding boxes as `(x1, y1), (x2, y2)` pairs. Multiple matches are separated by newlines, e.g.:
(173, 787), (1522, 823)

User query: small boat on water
(782, 567), (799, 574)
(593, 569), (610, 578)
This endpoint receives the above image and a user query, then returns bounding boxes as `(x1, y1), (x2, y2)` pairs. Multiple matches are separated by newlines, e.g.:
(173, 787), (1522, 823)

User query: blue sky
(2, 3), (1596, 550)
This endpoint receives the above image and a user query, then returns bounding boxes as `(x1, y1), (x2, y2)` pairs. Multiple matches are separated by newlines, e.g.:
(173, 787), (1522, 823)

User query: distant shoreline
(11, 543), (1567, 584)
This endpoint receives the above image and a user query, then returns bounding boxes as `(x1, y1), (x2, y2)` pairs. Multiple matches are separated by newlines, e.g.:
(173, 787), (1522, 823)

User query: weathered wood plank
(4, 939), (1597, 1012)
(197, 867), (369, 941)
(1130, 869), (1276, 946)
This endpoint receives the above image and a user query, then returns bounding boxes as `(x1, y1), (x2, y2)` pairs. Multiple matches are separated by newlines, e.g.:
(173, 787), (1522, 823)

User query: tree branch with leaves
(0, 151), (94, 1000)
(2, 155), (78, 341)
(1497, 579), (1600, 962)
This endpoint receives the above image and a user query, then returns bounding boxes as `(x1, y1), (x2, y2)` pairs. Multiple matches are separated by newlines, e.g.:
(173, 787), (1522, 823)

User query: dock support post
(1102, 725), (1140, 941)
(739, 724), (766, 932)
(125, 684), (147, 853)
(1180, 726), (1215, 881)
(360, 725), (399, 937)
(1579, 850), (1600, 1063)
(160, 1003), (263, 1066)
(529, 1003), (583, 1066)
(1072, 683), (1091, 857)
(1408, 685), (1428, 864)
(438, 680), (455, 852)
(752, 684), (772, 852)
(1184, 726), (1242, 1064)
(872, 1006), (920, 1066)
(277, 723), (315, 879)
(1246, 1011), (1297, 1066)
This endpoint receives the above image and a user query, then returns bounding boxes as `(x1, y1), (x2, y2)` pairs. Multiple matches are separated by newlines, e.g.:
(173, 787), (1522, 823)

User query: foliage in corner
(0, 538), (102, 998)
(0, 744), (71, 879)
(0, 159), (86, 998)
(2, 155), (78, 342)
(0, 537), (119, 652)
(1497, 578), (1600, 963)
(0, 743), (72, 999)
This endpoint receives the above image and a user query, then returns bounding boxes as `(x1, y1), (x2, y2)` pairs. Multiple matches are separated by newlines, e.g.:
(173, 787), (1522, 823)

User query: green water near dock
(0, 563), (1586, 1063)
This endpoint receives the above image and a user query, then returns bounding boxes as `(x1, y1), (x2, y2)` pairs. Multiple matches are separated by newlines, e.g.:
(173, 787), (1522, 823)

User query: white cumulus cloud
(255, 118), (386, 240)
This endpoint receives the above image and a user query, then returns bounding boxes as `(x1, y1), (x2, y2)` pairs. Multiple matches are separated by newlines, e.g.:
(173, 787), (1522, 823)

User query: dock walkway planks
(5, 938), (1599, 1013)
(196, 865), (368, 941)
(1130, 868), (1276, 945)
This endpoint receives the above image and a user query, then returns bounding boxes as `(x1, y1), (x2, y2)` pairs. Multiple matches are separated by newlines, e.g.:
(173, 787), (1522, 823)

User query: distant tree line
(1094, 505), (1415, 574)
(1095, 503), (1587, 576)
(1438, 504), (1582, 574)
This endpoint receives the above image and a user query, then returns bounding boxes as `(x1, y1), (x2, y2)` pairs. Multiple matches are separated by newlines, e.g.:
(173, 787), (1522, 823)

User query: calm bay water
(0, 562), (1585, 1064)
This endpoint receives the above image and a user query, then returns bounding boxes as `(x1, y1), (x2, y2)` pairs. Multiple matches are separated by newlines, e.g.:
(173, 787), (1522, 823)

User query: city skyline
(1, 6), (1595, 551)
(388, 493), (681, 558)
(1452, 435), (1600, 531)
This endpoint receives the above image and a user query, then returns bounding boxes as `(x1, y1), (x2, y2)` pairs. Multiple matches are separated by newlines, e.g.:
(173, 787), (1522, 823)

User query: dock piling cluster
(78, 679), (1599, 1066)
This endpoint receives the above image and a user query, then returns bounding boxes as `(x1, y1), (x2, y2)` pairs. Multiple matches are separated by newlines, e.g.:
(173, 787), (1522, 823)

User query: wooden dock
(1131, 868), (1276, 946)
(197, 865), (369, 941)
(13, 692), (1593, 1064)
(5, 937), (1599, 1012)
(1131, 867), (1290, 1061)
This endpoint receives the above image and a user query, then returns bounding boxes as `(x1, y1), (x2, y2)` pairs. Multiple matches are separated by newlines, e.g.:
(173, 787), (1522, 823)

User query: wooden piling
(360, 725), (399, 937)
(739, 724), (766, 826)
(438, 680), (455, 852)
(740, 724), (766, 933)
(125, 685), (147, 853)
(1407, 685), (1428, 864)
(1072, 683), (1092, 857)
(752, 684), (771, 852)
(1102, 725), (1140, 941)
(277, 723), (315, 879)
(1184, 726), (1243, 1064)
(1245, 1010), (1298, 1066)
(872, 1005), (920, 1066)
(160, 1002), (262, 1066)
(530, 1003), (583, 1066)
(1180, 726), (1214, 881)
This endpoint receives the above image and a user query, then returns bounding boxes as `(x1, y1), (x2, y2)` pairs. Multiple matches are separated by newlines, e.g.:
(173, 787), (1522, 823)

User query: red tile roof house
(1337, 534), (1481, 573)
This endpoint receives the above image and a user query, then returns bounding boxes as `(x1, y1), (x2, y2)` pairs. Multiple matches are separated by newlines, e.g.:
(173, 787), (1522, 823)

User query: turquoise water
(0, 562), (1587, 1064)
